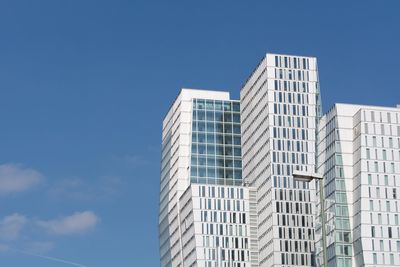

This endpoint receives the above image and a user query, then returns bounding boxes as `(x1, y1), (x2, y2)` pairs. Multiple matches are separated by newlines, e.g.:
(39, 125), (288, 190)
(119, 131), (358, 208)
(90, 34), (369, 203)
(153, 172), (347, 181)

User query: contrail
(12, 249), (89, 267)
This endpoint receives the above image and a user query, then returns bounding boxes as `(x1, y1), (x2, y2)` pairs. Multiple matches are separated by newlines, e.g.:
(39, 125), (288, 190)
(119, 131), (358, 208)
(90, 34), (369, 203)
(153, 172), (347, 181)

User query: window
(371, 226), (375, 237)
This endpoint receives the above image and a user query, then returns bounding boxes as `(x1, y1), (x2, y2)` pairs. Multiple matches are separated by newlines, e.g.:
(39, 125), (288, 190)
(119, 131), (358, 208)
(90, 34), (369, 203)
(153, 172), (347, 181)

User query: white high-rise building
(317, 103), (400, 267)
(159, 89), (258, 267)
(240, 53), (321, 266)
(159, 54), (400, 267)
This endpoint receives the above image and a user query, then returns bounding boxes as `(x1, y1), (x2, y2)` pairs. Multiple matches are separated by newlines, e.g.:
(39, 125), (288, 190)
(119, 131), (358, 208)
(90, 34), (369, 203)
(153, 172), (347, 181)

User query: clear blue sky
(0, 1), (399, 266)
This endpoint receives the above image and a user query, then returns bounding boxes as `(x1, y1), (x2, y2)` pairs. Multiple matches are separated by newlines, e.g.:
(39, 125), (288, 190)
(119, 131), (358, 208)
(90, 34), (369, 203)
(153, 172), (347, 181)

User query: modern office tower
(159, 88), (257, 267)
(240, 53), (321, 266)
(317, 103), (400, 267)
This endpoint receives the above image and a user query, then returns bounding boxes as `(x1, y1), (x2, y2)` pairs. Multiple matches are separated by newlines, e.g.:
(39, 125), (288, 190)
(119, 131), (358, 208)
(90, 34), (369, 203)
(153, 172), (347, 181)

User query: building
(159, 54), (400, 267)
(240, 53), (321, 266)
(159, 89), (258, 267)
(317, 104), (400, 267)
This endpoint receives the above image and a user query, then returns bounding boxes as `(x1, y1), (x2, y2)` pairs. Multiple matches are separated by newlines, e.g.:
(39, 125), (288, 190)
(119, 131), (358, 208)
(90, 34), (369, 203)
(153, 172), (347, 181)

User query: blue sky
(0, 1), (399, 266)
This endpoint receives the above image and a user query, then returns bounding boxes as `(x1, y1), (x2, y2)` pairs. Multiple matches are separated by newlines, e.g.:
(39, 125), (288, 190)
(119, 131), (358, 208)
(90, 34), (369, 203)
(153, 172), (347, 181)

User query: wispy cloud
(0, 163), (43, 195)
(124, 154), (150, 168)
(23, 241), (55, 254)
(14, 249), (89, 267)
(0, 213), (27, 241)
(48, 176), (122, 202)
(37, 211), (99, 235)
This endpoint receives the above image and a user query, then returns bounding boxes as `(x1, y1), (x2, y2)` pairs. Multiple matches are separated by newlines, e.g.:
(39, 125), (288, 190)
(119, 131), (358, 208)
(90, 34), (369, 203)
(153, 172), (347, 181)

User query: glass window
(234, 147), (242, 157)
(224, 112), (232, 122)
(214, 101), (222, 111)
(232, 102), (240, 112)
(207, 145), (215, 155)
(234, 170), (242, 180)
(233, 113), (240, 123)
(198, 145), (206, 155)
(207, 168), (215, 178)
(205, 100), (214, 109)
(216, 123), (224, 133)
(198, 121), (205, 132)
(233, 125), (241, 134)
(233, 136), (241, 145)
(224, 135), (233, 145)
(206, 122), (214, 132)
(198, 156), (206, 166)
(223, 102), (231, 111)
(206, 111), (214, 121)
(198, 133), (206, 143)
(207, 158), (215, 167)
(206, 133), (215, 143)
(195, 99), (205, 109)
(224, 124), (232, 134)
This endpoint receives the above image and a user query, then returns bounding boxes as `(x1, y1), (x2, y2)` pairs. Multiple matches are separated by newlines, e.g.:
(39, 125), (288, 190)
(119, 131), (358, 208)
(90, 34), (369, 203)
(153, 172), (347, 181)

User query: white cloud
(0, 164), (43, 195)
(48, 176), (122, 202)
(38, 211), (99, 235)
(0, 213), (27, 240)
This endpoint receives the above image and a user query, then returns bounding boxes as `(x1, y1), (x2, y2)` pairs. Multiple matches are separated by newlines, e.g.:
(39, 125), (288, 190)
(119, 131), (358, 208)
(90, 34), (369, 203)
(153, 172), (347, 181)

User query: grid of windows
(180, 184), (255, 267)
(190, 99), (242, 186)
(241, 54), (319, 267)
(318, 105), (400, 267)
(360, 110), (400, 267)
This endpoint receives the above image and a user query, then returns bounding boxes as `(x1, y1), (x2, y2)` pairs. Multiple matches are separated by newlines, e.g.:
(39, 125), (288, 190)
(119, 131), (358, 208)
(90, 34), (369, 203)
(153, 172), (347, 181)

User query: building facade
(159, 89), (258, 267)
(159, 54), (400, 267)
(317, 104), (400, 267)
(240, 53), (321, 266)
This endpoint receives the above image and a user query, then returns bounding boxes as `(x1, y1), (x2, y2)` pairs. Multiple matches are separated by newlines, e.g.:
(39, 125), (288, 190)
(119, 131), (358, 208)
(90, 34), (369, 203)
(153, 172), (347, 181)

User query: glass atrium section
(190, 99), (242, 186)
